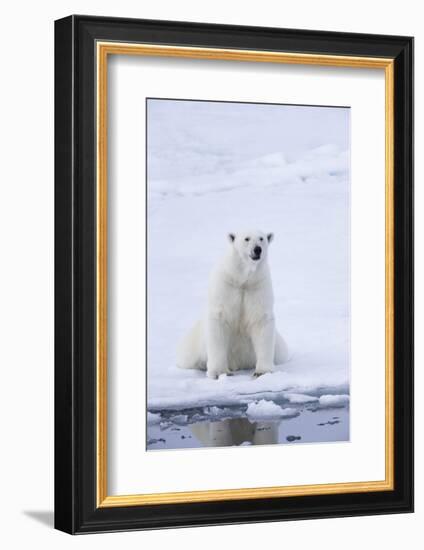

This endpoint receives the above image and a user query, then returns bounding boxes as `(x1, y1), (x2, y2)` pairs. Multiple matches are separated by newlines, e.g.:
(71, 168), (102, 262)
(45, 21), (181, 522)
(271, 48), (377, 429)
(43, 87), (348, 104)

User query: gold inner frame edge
(96, 42), (395, 508)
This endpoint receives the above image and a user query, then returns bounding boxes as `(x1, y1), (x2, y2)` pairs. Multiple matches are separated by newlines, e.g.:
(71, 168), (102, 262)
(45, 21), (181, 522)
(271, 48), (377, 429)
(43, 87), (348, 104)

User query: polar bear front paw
(206, 363), (229, 379)
(253, 366), (273, 378)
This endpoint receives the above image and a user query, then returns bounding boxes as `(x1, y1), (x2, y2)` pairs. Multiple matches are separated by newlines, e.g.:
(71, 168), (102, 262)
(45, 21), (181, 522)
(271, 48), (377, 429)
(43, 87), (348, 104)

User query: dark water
(147, 406), (349, 451)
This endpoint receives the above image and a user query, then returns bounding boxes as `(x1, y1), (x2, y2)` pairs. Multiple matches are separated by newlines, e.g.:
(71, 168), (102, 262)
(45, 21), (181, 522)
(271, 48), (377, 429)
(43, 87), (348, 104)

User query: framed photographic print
(54, 15), (414, 534)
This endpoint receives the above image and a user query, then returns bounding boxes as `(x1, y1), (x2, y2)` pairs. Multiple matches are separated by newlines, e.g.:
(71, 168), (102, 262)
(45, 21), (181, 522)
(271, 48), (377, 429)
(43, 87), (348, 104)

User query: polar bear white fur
(177, 229), (288, 379)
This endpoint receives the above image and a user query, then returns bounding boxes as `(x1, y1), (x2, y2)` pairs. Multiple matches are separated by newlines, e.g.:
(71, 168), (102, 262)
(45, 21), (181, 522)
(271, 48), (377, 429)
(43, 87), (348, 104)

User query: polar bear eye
(259, 237), (263, 241)
(244, 237), (250, 242)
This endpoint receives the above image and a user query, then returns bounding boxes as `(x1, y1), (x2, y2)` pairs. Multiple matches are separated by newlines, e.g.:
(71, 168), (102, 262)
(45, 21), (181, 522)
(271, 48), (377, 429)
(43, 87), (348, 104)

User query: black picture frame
(55, 14), (414, 534)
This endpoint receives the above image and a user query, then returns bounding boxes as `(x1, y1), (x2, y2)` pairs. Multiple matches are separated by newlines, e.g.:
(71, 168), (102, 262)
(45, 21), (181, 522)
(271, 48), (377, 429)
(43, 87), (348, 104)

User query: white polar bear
(177, 229), (288, 379)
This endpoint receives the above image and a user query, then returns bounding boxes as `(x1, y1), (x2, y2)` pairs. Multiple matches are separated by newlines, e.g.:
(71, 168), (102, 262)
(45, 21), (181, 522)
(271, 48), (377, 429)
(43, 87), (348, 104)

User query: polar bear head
(228, 229), (274, 264)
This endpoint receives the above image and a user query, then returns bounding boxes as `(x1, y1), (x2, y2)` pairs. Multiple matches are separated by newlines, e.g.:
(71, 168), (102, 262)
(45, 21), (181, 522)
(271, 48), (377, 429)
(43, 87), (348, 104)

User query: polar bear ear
(267, 232), (274, 243)
(228, 233), (236, 243)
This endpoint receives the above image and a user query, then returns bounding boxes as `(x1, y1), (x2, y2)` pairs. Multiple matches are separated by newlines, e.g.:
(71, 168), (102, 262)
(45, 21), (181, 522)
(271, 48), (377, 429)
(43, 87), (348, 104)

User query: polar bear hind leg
(176, 320), (207, 370)
(274, 330), (289, 365)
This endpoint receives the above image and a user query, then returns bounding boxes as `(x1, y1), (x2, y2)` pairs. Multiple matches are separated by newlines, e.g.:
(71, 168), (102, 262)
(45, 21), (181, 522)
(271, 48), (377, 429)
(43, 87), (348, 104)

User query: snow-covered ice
(285, 393), (319, 404)
(146, 99), (350, 429)
(147, 411), (161, 425)
(246, 400), (299, 420)
(319, 394), (350, 408)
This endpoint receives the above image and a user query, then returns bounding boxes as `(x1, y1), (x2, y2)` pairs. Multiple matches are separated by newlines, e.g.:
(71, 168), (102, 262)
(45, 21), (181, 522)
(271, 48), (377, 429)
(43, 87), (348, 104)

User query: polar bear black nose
(254, 246), (262, 256)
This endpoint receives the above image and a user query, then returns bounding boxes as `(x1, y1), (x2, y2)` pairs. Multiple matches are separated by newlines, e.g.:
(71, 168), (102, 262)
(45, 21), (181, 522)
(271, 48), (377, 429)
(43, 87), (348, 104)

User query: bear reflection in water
(190, 417), (280, 447)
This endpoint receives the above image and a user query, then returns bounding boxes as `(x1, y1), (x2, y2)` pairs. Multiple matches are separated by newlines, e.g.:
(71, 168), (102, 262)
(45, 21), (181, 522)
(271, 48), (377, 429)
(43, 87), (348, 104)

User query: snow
(147, 99), (350, 414)
(285, 393), (319, 404)
(170, 414), (188, 425)
(147, 412), (161, 425)
(246, 400), (299, 420)
(319, 394), (350, 408)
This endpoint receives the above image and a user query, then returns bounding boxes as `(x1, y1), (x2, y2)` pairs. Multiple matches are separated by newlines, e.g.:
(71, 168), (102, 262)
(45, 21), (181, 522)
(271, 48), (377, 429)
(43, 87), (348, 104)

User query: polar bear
(176, 229), (288, 379)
